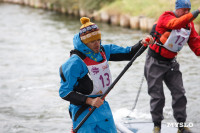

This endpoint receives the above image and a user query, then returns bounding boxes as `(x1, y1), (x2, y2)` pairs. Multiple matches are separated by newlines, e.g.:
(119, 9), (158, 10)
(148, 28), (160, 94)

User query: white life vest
(163, 28), (191, 52)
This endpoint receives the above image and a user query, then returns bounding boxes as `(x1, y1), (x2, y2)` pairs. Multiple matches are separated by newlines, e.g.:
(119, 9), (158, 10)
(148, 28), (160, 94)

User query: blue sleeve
(59, 55), (88, 105)
(102, 41), (143, 61)
(102, 44), (131, 60)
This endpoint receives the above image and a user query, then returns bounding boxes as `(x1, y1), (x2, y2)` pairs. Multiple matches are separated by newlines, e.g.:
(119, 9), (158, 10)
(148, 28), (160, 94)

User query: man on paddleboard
(59, 17), (153, 133)
(144, 0), (200, 133)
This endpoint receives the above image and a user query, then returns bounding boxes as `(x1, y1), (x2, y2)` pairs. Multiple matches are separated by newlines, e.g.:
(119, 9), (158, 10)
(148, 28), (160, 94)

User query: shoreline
(1, 0), (200, 33)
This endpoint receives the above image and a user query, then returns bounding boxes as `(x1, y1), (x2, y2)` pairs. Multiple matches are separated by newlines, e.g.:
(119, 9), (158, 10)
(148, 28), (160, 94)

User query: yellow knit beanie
(79, 17), (101, 44)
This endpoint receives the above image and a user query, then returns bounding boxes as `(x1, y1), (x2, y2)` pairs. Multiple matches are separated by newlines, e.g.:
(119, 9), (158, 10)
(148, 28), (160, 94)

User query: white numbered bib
(163, 28), (191, 52)
(87, 59), (112, 96)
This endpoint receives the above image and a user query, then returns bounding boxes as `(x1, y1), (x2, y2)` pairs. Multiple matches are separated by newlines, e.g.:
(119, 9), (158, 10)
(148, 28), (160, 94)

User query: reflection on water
(0, 3), (199, 133)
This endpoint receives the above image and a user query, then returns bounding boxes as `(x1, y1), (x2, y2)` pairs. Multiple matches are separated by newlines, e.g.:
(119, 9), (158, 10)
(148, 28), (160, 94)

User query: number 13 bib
(83, 52), (112, 96)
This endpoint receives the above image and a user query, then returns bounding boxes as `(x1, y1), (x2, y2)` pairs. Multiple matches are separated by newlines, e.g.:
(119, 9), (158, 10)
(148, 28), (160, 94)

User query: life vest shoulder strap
(70, 49), (86, 60)
(70, 46), (105, 60)
(150, 23), (172, 45)
(70, 46), (106, 66)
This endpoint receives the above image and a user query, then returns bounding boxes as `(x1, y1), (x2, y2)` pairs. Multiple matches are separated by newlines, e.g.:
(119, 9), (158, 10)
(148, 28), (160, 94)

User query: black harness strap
(59, 49), (87, 83)
(70, 46), (105, 59)
(74, 104), (90, 121)
(70, 49), (86, 60)
(59, 66), (66, 82)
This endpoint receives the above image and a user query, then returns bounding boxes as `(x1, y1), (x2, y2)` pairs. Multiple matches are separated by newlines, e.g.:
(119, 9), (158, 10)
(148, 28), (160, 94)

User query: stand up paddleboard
(115, 119), (177, 133)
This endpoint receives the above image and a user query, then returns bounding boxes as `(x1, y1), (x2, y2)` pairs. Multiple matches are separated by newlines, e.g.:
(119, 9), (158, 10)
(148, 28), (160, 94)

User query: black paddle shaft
(73, 45), (147, 133)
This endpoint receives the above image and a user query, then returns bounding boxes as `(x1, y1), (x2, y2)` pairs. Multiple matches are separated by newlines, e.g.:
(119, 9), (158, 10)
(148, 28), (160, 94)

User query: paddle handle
(143, 38), (150, 47)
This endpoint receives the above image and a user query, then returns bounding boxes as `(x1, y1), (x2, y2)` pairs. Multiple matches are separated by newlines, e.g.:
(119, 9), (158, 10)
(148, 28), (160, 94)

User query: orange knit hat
(79, 17), (101, 44)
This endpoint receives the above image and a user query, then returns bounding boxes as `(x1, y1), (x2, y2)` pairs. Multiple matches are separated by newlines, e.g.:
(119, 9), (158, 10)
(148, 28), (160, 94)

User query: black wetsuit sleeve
(109, 40), (146, 61)
(62, 91), (88, 105)
(192, 9), (200, 19)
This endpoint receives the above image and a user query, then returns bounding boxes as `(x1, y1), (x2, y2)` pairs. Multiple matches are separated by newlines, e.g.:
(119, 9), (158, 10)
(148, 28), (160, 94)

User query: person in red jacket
(144, 0), (200, 133)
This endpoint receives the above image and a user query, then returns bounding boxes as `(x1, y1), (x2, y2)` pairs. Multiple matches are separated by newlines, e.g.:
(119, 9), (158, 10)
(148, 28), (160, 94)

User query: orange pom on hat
(79, 17), (101, 44)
